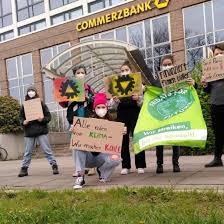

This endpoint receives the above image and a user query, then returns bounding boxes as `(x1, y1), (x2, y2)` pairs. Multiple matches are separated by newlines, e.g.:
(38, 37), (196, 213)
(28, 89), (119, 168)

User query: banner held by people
(133, 86), (207, 154)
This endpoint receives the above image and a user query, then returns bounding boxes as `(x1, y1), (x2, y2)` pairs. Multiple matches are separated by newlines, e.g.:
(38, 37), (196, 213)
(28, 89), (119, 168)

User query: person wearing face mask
(18, 86), (59, 177)
(65, 65), (95, 177)
(155, 55), (196, 174)
(202, 45), (224, 167)
(109, 61), (146, 175)
(73, 93), (121, 189)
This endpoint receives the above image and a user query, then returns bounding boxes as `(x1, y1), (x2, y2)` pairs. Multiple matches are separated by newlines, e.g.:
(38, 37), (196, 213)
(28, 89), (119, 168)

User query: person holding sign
(18, 86), (59, 177)
(202, 45), (224, 167)
(64, 65), (95, 177)
(155, 55), (196, 174)
(109, 61), (146, 175)
(73, 93), (121, 189)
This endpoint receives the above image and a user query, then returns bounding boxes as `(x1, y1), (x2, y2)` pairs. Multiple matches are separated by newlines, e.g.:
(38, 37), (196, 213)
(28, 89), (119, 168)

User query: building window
(0, 30), (14, 42)
(16, 0), (45, 22)
(88, 0), (126, 13)
(0, 0), (13, 28)
(6, 54), (34, 104)
(51, 7), (83, 25)
(49, 0), (78, 10)
(184, 0), (224, 68)
(82, 14), (171, 78)
(40, 43), (70, 132)
(18, 20), (46, 35)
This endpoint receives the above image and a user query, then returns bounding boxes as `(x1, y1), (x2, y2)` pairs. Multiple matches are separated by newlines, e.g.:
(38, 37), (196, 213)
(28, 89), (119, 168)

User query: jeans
(75, 150), (120, 180)
(21, 135), (57, 168)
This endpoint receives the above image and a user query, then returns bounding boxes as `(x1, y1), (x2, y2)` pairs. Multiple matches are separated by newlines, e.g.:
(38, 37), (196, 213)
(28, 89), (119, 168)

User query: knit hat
(27, 85), (37, 93)
(93, 93), (107, 109)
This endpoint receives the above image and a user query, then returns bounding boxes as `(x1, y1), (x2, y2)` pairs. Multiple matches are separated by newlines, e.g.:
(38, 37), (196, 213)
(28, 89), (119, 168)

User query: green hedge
(0, 96), (22, 134)
(181, 63), (215, 155)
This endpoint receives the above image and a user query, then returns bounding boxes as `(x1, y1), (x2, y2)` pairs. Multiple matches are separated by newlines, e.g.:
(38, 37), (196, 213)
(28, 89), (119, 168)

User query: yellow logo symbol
(154, 0), (170, 9)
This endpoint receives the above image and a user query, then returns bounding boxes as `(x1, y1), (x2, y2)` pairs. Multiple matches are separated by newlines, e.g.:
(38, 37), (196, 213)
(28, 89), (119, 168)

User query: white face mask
(121, 72), (130, 76)
(95, 108), (107, 118)
(161, 65), (174, 71)
(27, 90), (36, 98)
(76, 73), (85, 79)
(216, 53), (224, 57)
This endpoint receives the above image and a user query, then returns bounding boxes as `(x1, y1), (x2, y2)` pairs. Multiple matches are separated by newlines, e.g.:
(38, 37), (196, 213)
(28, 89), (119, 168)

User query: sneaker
(99, 178), (108, 183)
(88, 168), (96, 176)
(137, 168), (145, 174)
(205, 158), (223, 167)
(120, 168), (130, 175)
(52, 164), (59, 175)
(173, 164), (181, 173)
(72, 171), (78, 177)
(18, 167), (28, 177)
(156, 165), (163, 174)
(73, 176), (85, 189)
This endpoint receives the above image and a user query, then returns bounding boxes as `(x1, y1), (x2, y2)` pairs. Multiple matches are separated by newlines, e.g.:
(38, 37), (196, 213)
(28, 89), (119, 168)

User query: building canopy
(42, 39), (155, 92)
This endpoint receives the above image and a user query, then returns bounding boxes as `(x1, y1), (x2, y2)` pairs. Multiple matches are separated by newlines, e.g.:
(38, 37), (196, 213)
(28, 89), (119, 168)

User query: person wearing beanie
(73, 92), (121, 189)
(18, 85), (59, 177)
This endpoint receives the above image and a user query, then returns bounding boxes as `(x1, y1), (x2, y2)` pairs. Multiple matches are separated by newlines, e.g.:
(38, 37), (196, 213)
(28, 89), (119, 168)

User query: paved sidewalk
(0, 151), (224, 191)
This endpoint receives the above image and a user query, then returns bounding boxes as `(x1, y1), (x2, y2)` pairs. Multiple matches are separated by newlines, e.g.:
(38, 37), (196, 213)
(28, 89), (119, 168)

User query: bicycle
(0, 145), (8, 161)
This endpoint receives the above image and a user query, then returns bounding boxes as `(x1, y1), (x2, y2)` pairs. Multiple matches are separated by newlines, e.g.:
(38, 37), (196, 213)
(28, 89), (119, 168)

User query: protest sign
(104, 73), (143, 98)
(54, 77), (85, 102)
(133, 86), (207, 154)
(202, 56), (224, 82)
(70, 117), (124, 154)
(158, 63), (191, 93)
(23, 98), (44, 122)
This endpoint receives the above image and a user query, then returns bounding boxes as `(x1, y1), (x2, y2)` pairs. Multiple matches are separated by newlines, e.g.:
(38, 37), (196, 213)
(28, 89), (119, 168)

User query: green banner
(133, 86), (207, 154)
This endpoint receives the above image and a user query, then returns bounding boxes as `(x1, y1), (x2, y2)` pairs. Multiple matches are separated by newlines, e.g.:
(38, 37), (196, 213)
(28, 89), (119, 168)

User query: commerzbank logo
(154, 0), (170, 9)
(76, 0), (171, 32)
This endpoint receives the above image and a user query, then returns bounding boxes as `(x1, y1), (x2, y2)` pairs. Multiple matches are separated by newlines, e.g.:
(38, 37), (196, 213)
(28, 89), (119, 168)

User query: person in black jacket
(109, 61), (146, 175)
(202, 45), (224, 167)
(155, 55), (196, 174)
(18, 86), (59, 177)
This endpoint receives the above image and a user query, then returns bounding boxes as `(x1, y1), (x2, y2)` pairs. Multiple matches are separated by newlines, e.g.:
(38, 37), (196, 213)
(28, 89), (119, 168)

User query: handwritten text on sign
(70, 117), (124, 154)
(23, 98), (44, 122)
(202, 56), (224, 82)
(158, 63), (191, 93)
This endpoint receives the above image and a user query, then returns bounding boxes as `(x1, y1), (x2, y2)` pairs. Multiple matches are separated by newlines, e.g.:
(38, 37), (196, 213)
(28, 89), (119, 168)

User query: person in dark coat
(202, 45), (224, 167)
(18, 85), (59, 177)
(109, 61), (146, 175)
(155, 55), (196, 174)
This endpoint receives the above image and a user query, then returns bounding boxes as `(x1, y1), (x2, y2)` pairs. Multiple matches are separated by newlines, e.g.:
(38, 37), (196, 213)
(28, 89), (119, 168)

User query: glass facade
(40, 42), (70, 132)
(0, 0), (130, 39)
(184, 0), (224, 68)
(0, 0), (13, 28)
(16, 0), (45, 22)
(18, 20), (46, 35)
(51, 7), (83, 25)
(0, 30), (14, 42)
(88, 0), (126, 13)
(81, 14), (171, 77)
(6, 54), (34, 104)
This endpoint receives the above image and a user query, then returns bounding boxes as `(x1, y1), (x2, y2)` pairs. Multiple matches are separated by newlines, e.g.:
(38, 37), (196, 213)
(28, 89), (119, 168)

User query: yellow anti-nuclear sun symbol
(154, 0), (170, 9)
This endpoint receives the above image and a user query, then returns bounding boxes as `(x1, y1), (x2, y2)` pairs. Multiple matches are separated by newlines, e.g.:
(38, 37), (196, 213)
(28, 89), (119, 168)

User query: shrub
(181, 63), (215, 155)
(0, 96), (22, 134)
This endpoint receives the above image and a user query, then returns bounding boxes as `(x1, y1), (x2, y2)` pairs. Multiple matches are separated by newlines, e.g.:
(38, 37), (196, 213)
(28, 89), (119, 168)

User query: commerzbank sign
(76, 0), (170, 32)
